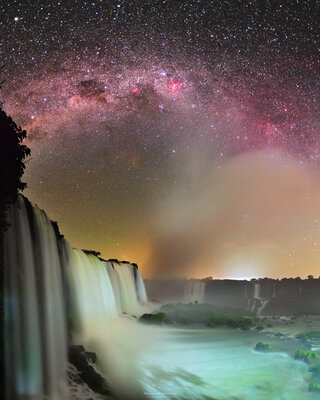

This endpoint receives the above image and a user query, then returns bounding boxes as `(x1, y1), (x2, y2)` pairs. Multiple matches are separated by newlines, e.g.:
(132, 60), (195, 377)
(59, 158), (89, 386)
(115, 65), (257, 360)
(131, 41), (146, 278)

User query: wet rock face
(68, 363), (105, 400)
(68, 345), (111, 397)
(145, 278), (320, 316)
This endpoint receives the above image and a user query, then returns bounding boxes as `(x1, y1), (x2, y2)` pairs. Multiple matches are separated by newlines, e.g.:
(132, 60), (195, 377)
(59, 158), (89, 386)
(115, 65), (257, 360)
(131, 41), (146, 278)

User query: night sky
(1, 0), (320, 279)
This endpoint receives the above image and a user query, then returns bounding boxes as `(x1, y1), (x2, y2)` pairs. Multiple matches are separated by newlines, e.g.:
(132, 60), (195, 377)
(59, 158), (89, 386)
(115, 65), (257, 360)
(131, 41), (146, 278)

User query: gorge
(4, 195), (150, 399)
(4, 196), (320, 400)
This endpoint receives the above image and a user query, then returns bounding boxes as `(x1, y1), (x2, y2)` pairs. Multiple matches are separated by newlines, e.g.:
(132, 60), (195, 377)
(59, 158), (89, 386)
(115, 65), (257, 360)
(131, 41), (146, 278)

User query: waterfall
(109, 261), (148, 316)
(135, 267), (148, 304)
(272, 282), (276, 298)
(256, 300), (270, 316)
(65, 252), (150, 399)
(183, 280), (206, 303)
(66, 250), (148, 335)
(4, 196), (69, 400)
(4, 196), (149, 400)
(253, 283), (261, 299)
(247, 282), (265, 313)
(248, 282), (275, 315)
(66, 247), (119, 341)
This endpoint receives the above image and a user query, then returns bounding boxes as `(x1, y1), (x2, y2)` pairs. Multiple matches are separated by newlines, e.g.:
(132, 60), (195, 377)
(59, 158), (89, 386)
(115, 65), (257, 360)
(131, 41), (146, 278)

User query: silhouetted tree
(0, 107), (30, 238)
(0, 105), (30, 394)
(308, 275), (314, 280)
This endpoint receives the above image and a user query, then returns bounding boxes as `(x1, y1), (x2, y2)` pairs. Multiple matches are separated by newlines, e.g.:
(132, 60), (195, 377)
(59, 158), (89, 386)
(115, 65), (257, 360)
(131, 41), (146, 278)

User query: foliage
(255, 342), (273, 352)
(155, 303), (254, 328)
(294, 350), (320, 366)
(0, 107), (30, 238)
(82, 249), (101, 257)
(255, 325), (264, 331)
(309, 382), (320, 392)
(296, 331), (320, 342)
(139, 312), (166, 324)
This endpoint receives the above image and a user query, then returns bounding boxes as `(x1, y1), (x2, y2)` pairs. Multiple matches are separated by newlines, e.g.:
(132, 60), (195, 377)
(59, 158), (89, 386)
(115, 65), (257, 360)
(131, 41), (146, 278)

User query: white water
(136, 267), (148, 303)
(257, 299), (270, 316)
(4, 197), (151, 400)
(64, 243), (153, 399)
(66, 248), (150, 338)
(4, 197), (68, 400)
(110, 261), (148, 316)
(66, 248), (119, 340)
(248, 283), (266, 313)
(253, 282), (262, 299)
(183, 280), (206, 303)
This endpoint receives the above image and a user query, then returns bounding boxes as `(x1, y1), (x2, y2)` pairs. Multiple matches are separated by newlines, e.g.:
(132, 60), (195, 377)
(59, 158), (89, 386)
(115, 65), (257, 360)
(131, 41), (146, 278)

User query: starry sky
(1, 0), (320, 279)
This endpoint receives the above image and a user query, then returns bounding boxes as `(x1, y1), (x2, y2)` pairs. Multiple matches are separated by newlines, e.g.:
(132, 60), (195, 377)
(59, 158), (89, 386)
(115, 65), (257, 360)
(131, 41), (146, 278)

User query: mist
(148, 150), (320, 279)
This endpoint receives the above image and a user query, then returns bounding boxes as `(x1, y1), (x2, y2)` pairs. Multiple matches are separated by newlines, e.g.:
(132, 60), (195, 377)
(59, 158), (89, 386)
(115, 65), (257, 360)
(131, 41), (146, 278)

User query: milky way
(1, 1), (320, 278)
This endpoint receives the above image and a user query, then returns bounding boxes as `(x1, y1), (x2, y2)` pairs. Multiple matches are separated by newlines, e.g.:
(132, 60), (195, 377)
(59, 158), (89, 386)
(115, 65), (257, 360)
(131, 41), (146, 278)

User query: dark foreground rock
(255, 342), (273, 352)
(69, 345), (111, 397)
(68, 363), (105, 400)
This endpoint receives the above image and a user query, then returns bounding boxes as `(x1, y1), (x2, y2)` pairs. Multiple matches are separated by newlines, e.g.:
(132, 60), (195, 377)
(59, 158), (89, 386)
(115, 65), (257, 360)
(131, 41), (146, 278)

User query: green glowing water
(138, 327), (319, 400)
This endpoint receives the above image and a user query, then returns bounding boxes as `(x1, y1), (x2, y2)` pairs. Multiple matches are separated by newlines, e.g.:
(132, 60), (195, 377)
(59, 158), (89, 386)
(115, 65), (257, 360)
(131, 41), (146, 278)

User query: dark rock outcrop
(139, 312), (166, 324)
(69, 345), (110, 397)
(255, 342), (273, 352)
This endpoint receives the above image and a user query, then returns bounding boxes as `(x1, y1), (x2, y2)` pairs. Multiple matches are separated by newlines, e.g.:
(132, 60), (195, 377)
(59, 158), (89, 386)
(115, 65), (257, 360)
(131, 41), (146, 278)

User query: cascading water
(4, 196), (69, 400)
(135, 267), (148, 304)
(247, 282), (271, 316)
(272, 282), (276, 298)
(4, 196), (150, 400)
(65, 248), (151, 399)
(66, 247), (119, 340)
(110, 261), (148, 316)
(183, 280), (206, 303)
(253, 283), (261, 299)
(247, 282), (263, 313)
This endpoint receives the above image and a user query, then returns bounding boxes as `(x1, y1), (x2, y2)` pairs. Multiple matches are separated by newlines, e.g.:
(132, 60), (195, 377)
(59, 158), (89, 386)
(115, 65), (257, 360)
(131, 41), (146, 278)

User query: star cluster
(1, 1), (320, 278)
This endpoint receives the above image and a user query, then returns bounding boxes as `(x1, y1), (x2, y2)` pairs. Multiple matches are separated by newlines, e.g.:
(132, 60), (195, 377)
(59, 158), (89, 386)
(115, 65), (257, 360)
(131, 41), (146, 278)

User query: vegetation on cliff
(294, 350), (320, 366)
(140, 303), (255, 328)
(0, 107), (30, 238)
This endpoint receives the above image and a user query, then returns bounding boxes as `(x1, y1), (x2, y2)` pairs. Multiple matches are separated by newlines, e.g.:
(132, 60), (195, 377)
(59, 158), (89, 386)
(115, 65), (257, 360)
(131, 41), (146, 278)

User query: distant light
(172, 149), (176, 153)
(169, 81), (182, 91)
(131, 87), (139, 94)
(14, 17), (19, 22)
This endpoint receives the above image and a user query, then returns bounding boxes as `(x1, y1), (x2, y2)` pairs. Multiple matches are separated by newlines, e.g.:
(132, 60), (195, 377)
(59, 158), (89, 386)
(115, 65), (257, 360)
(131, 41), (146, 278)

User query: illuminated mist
(149, 150), (320, 279)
